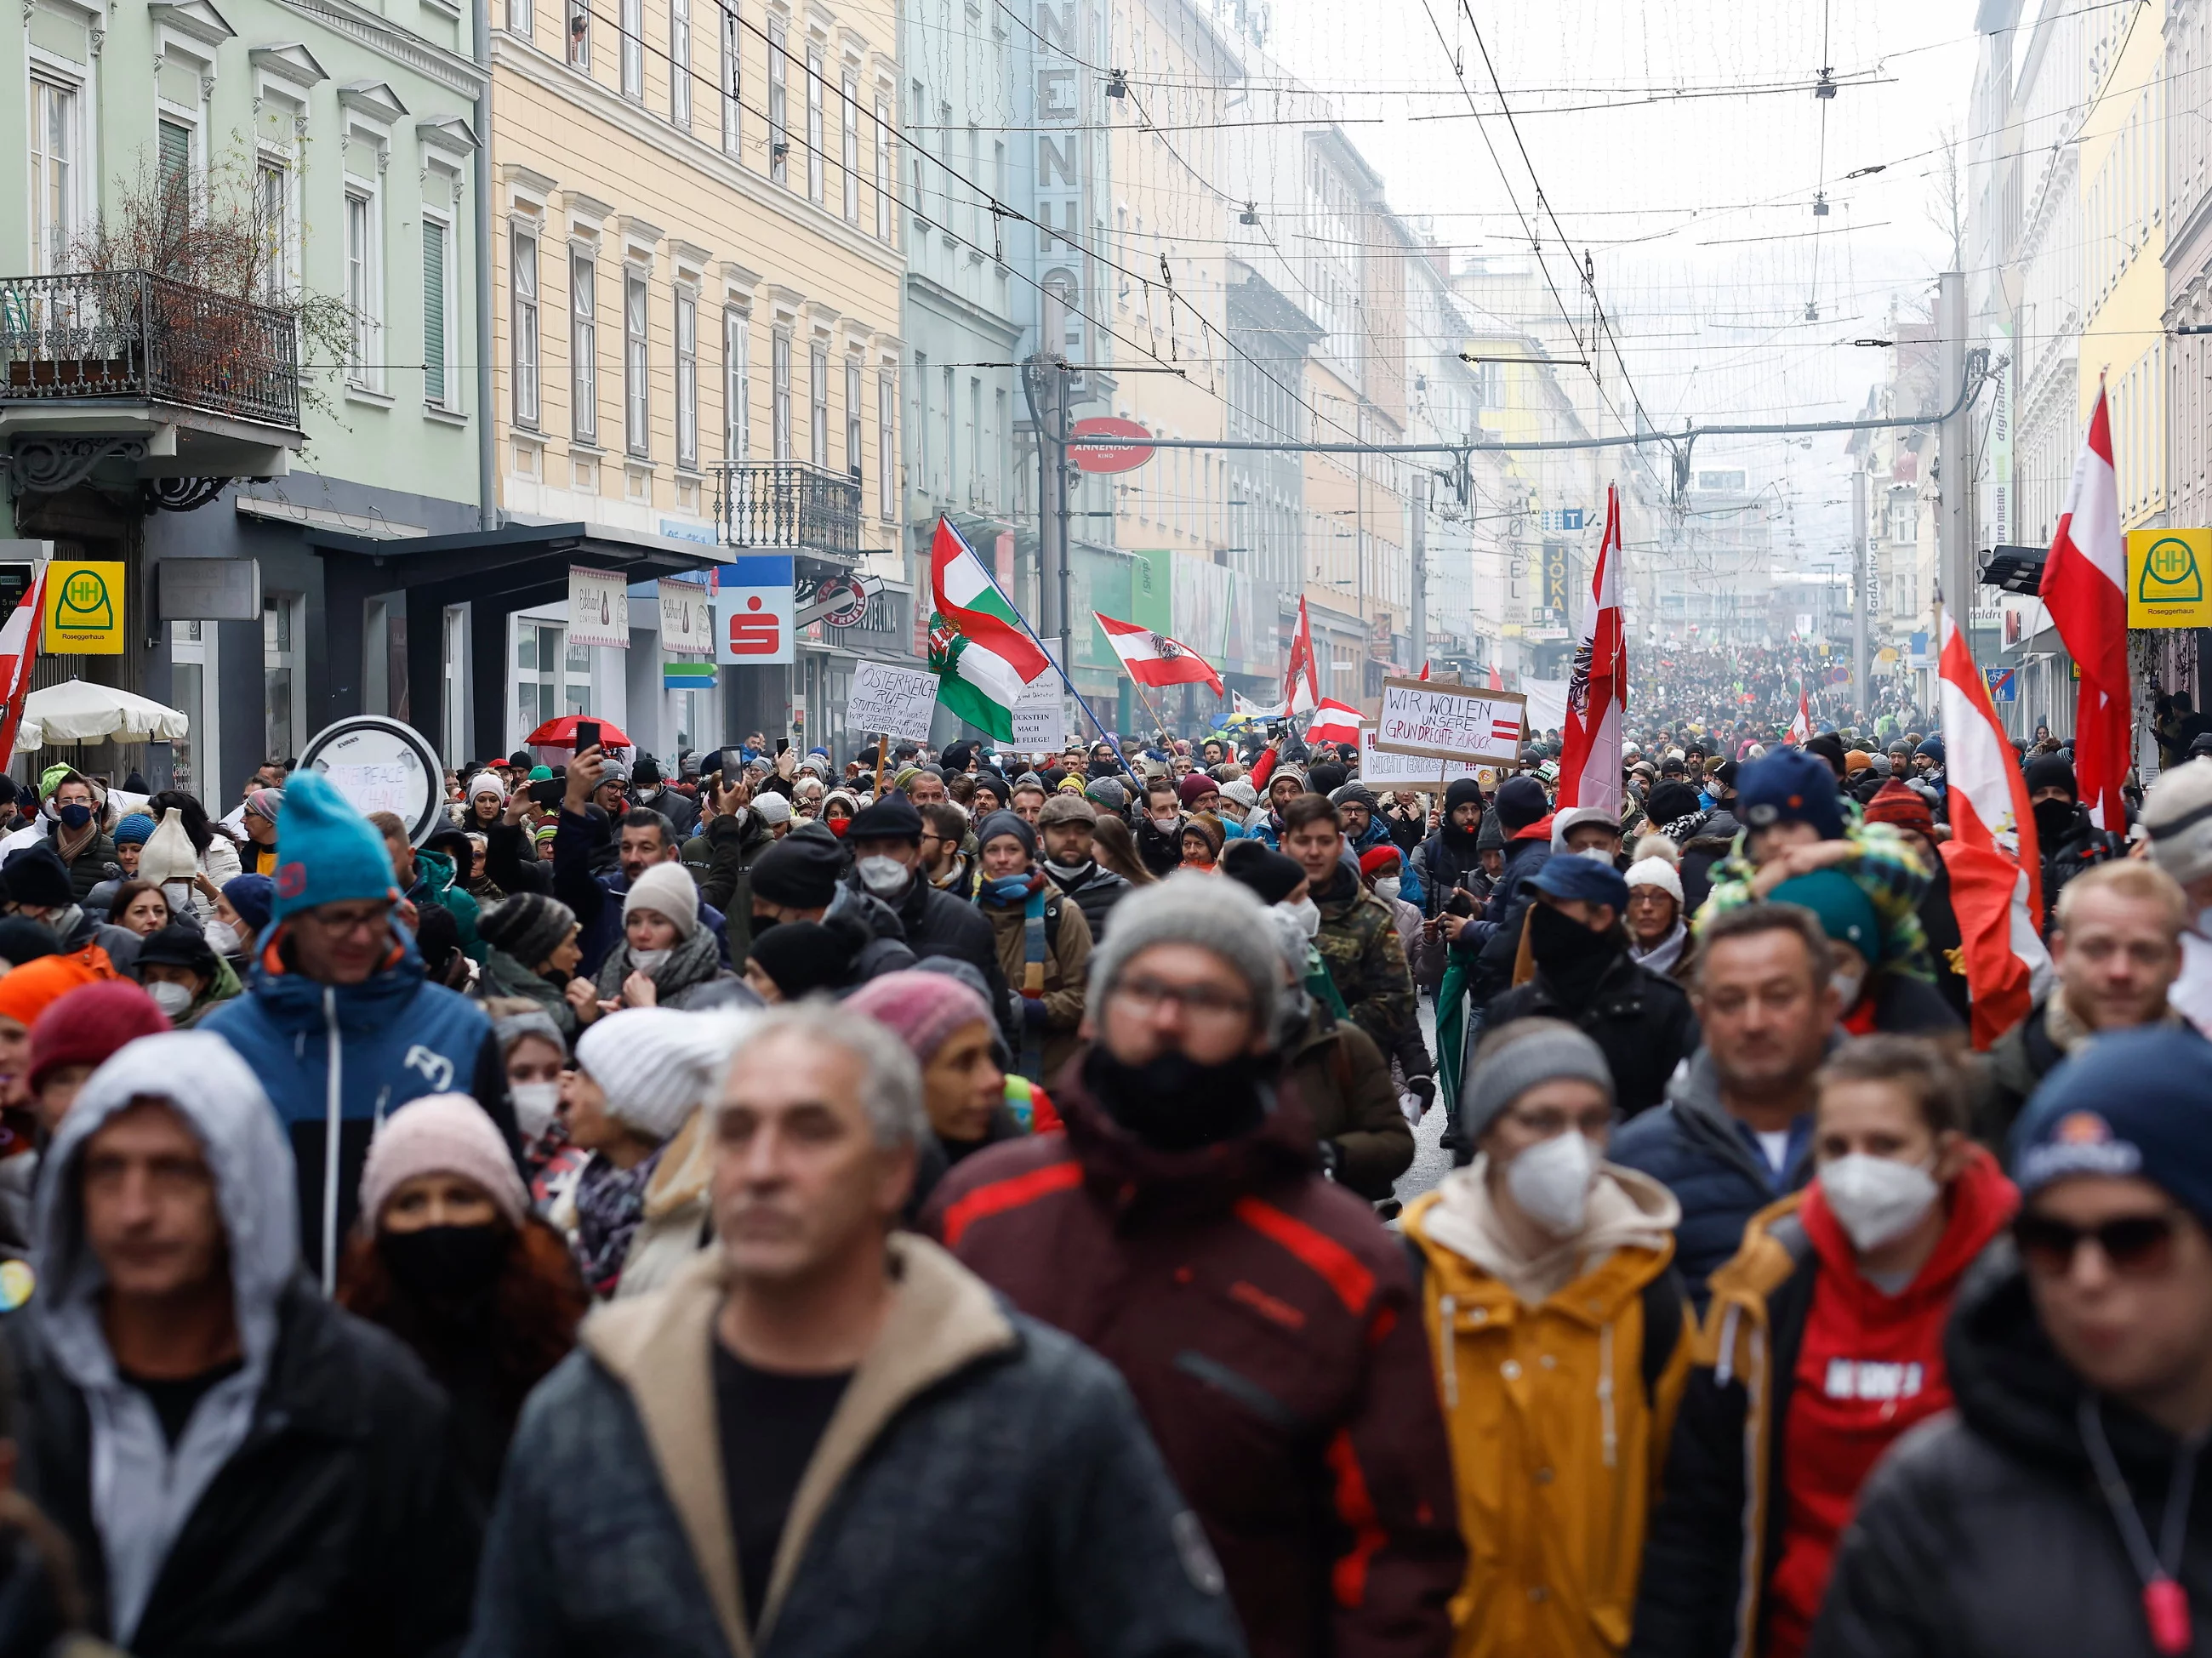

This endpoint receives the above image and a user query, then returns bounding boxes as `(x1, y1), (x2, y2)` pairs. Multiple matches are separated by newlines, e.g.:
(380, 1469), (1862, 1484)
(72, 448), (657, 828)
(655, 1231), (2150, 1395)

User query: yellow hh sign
(43, 562), (125, 654)
(2127, 530), (2212, 628)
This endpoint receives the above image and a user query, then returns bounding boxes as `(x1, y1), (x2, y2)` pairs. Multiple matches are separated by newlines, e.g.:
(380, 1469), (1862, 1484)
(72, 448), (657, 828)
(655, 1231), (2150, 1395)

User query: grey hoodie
(32, 1030), (298, 1646)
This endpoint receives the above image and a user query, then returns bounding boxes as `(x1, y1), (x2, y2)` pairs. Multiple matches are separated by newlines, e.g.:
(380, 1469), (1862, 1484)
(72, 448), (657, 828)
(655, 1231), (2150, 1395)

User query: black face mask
(1528, 902), (1622, 1002)
(378, 1223), (510, 1308)
(2032, 798), (2078, 846)
(1083, 1044), (1271, 1152)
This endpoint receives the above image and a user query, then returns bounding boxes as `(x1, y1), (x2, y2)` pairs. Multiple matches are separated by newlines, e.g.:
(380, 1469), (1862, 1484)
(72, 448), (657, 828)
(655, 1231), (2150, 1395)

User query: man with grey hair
(927, 874), (1463, 1658)
(468, 1001), (1242, 1658)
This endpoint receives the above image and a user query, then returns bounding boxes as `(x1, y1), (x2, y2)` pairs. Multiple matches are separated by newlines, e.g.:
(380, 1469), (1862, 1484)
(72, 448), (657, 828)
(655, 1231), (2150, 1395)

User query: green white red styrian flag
(1936, 601), (2050, 1049)
(1092, 612), (1225, 695)
(927, 516), (1051, 741)
(1555, 484), (1626, 813)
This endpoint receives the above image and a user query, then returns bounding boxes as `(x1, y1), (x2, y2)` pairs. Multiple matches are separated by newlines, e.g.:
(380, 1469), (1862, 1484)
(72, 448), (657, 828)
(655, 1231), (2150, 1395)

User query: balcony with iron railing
(0, 270), (301, 430)
(710, 459), (862, 561)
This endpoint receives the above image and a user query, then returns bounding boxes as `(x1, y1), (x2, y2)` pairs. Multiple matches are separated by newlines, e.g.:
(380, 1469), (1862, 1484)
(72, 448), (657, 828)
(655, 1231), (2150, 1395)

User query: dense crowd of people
(0, 669), (2200, 1657)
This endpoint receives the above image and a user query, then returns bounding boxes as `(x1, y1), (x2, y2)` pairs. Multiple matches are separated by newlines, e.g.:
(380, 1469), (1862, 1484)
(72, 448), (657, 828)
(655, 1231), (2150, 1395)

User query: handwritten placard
(1010, 678), (1064, 752)
(1371, 677), (1528, 765)
(846, 660), (941, 744)
(322, 761), (421, 818)
(1358, 730), (1493, 789)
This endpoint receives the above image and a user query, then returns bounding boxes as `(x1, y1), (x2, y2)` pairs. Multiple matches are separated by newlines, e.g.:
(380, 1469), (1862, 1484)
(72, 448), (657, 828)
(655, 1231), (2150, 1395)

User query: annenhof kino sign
(1371, 676), (1530, 767)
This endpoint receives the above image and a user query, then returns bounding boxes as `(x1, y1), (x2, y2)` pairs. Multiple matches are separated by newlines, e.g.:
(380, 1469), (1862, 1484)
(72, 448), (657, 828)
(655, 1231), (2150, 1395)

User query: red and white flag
(1284, 595), (1322, 716)
(1555, 484), (1627, 814)
(0, 566), (47, 770)
(2042, 383), (2131, 829)
(1092, 612), (1225, 694)
(1418, 660), (1431, 681)
(1787, 687), (1814, 744)
(1486, 662), (1504, 691)
(1936, 605), (2051, 1048)
(1304, 698), (1363, 747)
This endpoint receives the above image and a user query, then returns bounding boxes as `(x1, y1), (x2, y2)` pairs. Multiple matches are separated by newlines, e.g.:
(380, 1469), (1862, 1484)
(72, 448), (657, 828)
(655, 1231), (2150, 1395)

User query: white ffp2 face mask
(145, 980), (194, 1019)
(1283, 897), (1322, 938)
(1374, 877), (1401, 903)
(1818, 1153), (1940, 1254)
(858, 855), (909, 897)
(510, 1080), (562, 1139)
(1506, 1130), (1599, 1236)
(630, 947), (673, 975)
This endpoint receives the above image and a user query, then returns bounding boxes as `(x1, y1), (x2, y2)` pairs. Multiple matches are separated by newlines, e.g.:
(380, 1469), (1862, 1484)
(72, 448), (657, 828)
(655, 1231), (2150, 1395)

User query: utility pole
(1409, 471), (1428, 676)
(1937, 270), (1973, 637)
(1022, 352), (1075, 672)
(1851, 459), (1869, 721)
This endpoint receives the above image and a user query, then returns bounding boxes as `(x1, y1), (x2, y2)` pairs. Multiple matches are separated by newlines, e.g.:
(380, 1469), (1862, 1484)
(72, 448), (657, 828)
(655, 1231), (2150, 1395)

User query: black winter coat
(9, 1279), (479, 1658)
(1045, 858), (1132, 943)
(2039, 802), (2129, 933)
(858, 869), (1018, 1046)
(1810, 1245), (2212, 1658)
(1464, 837), (1550, 1010)
(1975, 996), (2067, 1148)
(1484, 951), (1699, 1118)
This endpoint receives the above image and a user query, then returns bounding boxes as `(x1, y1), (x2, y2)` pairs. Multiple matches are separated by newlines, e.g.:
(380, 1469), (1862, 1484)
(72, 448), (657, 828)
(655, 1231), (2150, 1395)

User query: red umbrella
(523, 715), (634, 749)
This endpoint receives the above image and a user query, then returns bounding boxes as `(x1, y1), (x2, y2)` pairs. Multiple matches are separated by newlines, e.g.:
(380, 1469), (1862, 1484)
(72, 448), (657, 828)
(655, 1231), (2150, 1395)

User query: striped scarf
(981, 869), (1050, 1081)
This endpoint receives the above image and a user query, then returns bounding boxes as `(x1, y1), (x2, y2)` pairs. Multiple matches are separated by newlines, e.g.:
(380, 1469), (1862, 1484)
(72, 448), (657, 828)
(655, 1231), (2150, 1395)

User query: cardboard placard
(1357, 729), (1493, 789)
(846, 660), (940, 744)
(1010, 677), (1064, 751)
(1371, 676), (1528, 765)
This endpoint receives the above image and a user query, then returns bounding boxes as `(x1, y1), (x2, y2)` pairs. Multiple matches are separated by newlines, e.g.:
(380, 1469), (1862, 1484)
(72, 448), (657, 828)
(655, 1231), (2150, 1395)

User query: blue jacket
(552, 806), (730, 977)
(202, 929), (515, 1286)
(1606, 1046), (1819, 1308)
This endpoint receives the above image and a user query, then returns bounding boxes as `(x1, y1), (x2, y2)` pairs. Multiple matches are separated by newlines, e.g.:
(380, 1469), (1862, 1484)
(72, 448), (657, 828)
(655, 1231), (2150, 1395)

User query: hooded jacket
(1405, 1165), (1694, 1657)
(1807, 1243), (2212, 1658)
(200, 925), (518, 1287)
(1607, 1046), (1825, 1304)
(9, 1032), (476, 1658)
(979, 878), (1092, 1081)
(2037, 801), (2129, 934)
(1629, 1151), (2017, 1658)
(1463, 833), (1553, 1011)
(1484, 950), (1698, 1120)
(1312, 863), (1417, 1049)
(926, 1066), (1465, 1658)
(1283, 1004), (1414, 1200)
(463, 1236), (1245, 1658)
(406, 848), (485, 962)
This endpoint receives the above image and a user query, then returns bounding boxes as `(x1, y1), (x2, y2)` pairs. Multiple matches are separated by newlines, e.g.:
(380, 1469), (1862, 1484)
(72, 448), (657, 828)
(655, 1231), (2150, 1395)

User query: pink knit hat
(359, 1093), (531, 1230)
(846, 970), (994, 1064)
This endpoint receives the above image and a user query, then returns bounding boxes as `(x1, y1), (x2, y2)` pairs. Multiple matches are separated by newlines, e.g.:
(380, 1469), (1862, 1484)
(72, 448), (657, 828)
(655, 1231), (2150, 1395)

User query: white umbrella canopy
(14, 679), (191, 750)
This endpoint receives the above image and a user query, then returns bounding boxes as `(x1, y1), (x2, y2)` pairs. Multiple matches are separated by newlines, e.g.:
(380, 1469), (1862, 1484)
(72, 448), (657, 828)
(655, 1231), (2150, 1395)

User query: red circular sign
(1069, 415), (1156, 475)
(818, 577), (869, 629)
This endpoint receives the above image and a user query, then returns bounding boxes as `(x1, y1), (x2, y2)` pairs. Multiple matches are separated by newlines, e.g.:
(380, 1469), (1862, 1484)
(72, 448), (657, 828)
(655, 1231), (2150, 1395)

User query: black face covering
(1528, 901), (1623, 1005)
(2032, 797), (2078, 847)
(1084, 1044), (1271, 1152)
(378, 1223), (511, 1308)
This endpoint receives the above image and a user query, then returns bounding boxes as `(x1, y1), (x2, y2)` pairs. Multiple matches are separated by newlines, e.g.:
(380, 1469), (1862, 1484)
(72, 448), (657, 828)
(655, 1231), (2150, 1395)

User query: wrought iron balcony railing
(711, 459), (862, 558)
(0, 270), (300, 430)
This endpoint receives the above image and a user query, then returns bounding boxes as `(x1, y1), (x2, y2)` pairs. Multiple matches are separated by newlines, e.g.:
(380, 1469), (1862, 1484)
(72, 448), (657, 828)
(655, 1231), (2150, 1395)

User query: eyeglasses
(1112, 975), (1252, 1026)
(2014, 1210), (2184, 1279)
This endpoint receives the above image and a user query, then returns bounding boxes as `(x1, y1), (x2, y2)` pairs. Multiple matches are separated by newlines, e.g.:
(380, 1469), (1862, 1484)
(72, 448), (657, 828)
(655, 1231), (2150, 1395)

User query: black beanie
(847, 795), (924, 843)
(1443, 778), (1486, 816)
(750, 823), (847, 909)
(2023, 754), (2078, 801)
(1221, 839), (1307, 905)
(3, 844), (73, 911)
(1494, 775), (1550, 835)
(1306, 762), (1348, 797)
(1646, 782), (1705, 823)
(479, 892), (578, 967)
(747, 919), (859, 999)
(0, 917), (60, 967)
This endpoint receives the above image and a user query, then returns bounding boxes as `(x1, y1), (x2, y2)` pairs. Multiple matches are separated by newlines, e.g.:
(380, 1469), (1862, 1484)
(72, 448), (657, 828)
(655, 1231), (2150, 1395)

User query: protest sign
(846, 660), (940, 743)
(1371, 677), (1528, 765)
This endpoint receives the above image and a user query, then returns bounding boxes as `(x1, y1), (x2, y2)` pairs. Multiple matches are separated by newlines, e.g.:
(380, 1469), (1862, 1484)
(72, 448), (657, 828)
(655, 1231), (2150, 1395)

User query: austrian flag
(1093, 612), (1225, 695)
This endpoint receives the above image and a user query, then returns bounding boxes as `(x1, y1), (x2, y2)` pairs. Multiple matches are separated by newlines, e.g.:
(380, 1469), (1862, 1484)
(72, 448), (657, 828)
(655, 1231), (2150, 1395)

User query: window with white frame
(874, 96), (891, 241)
(567, 0), (590, 70)
(620, 0), (643, 99)
(28, 76), (81, 276)
(254, 156), (295, 300)
(772, 330), (792, 459)
(877, 369), (894, 518)
(423, 213), (457, 409)
(570, 252), (597, 442)
(157, 117), (192, 202)
(624, 271), (649, 456)
(344, 185), (381, 390)
(507, 0), (531, 38)
(723, 308), (750, 457)
(841, 75), (858, 222)
(806, 46), (824, 202)
(676, 289), (698, 469)
(670, 0), (691, 124)
(719, 3), (740, 156)
(767, 23), (789, 183)
(844, 358), (861, 481)
(511, 228), (540, 427)
(809, 342), (828, 464)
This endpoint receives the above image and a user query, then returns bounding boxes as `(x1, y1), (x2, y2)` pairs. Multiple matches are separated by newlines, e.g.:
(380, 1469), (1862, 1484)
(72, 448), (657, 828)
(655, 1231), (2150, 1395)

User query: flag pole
(938, 517), (1139, 785)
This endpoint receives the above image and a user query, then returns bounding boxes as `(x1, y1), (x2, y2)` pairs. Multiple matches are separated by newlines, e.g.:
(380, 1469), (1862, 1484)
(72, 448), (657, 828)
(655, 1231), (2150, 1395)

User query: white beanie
(575, 1008), (730, 1141)
(752, 792), (793, 827)
(624, 861), (699, 940)
(2146, 758), (2212, 887)
(1625, 856), (1684, 906)
(468, 772), (507, 802)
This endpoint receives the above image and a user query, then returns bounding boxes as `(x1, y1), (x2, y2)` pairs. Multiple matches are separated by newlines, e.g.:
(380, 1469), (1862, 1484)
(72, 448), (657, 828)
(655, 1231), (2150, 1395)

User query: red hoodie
(1764, 1148), (2018, 1658)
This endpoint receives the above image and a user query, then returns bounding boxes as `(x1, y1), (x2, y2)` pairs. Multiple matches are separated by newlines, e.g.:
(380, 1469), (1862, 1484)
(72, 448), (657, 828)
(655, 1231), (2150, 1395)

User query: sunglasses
(2014, 1210), (2184, 1279)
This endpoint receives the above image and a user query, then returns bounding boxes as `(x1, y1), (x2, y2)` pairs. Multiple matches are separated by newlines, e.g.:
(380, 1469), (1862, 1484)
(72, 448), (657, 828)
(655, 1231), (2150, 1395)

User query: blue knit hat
(271, 773), (398, 922)
(220, 874), (275, 933)
(2013, 1026), (2212, 1223)
(1529, 852), (1629, 915)
(112, 813), (155, 847)
(1737, 749), (1845, 842)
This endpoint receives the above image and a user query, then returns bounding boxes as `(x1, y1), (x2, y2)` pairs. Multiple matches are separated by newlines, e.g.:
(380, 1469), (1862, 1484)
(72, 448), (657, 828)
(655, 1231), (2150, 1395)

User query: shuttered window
(423, 219), (449, 406)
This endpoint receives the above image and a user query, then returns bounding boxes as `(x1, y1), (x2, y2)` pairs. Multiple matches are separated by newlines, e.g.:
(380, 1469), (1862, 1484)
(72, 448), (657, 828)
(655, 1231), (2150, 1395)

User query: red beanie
(1861, 778), (1936, 838)
(27, 980), (170, 1091)
(1359, 844), (1403, 877)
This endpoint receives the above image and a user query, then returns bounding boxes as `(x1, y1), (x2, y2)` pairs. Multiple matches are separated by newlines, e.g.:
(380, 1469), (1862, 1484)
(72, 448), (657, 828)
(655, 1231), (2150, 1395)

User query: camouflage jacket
(1314, 870), (1417, 1046)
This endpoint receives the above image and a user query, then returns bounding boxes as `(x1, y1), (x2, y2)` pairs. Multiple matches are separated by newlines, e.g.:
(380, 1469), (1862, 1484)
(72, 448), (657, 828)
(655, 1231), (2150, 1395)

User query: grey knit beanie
(624, 862), (700, 940)
(479, 892), (577, 969)
(1086, 872), (1281, 1040)
(1460, 1017), (1615, 1142)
